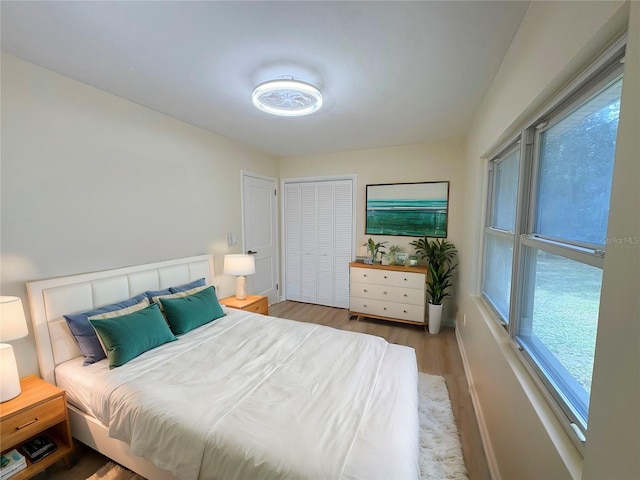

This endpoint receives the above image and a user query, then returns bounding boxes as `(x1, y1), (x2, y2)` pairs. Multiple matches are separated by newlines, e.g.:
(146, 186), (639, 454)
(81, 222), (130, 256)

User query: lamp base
(235, 275), (248, 300)
(0, 343), (21, 402)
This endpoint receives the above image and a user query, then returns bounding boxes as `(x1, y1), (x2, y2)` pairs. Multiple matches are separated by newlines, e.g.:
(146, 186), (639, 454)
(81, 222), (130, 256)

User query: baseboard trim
(455, 326), (502, 480)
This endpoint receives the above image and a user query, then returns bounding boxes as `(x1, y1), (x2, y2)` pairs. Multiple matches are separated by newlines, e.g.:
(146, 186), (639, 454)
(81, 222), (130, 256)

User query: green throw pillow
(159, 286), (225, 335)
(89, 303), (177, 368)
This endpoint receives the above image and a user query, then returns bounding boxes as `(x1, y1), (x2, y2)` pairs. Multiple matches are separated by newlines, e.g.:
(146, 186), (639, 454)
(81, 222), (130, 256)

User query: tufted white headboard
(26, 255), (215, 384)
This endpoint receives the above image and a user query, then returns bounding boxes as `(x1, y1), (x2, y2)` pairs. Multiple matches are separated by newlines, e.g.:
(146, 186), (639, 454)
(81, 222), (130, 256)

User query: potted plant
(366, 238), (387, 264)
(409, 236), (457, 334)
(387, 245), (401, 264)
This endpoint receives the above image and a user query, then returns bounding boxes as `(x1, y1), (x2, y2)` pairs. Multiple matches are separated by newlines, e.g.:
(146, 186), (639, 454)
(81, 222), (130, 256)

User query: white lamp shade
(0, 297), (27, 402)
(0, 296), (28, 341)
(224, 254), (256, 276)
(0, 344), (21, 402)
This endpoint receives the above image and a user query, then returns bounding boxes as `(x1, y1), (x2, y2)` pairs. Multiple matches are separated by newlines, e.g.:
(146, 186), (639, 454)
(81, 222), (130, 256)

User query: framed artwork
(365, 181), (449, 237)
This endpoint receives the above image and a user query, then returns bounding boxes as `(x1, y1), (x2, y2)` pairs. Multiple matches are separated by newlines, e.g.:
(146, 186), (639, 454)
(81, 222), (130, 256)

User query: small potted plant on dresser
(409, 236), (457, 334)
(381, 245), (401, 266)
(388, 245), (401, 264)
(365, 238), (387, 264)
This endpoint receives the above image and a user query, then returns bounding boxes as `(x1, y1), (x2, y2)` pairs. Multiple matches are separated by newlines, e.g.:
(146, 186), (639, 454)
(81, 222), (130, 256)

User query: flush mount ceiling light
(252, 78), (323, 117)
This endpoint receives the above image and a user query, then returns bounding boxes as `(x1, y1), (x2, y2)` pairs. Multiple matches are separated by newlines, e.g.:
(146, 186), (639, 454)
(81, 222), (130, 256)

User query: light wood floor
(38, 301), (490, 480)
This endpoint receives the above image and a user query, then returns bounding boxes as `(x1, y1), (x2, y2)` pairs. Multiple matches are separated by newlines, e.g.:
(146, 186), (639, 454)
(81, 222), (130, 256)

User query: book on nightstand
(20, 434), (57, 463)
(0, 449), (26, 479)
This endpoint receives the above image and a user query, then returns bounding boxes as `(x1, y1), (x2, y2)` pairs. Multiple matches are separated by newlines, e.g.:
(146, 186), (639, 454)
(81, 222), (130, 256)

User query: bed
(27, 255), (420, 480)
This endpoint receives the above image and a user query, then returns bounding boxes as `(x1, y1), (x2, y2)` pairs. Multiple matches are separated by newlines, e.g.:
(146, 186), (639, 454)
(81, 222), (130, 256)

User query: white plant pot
(428, 303), (443, 334)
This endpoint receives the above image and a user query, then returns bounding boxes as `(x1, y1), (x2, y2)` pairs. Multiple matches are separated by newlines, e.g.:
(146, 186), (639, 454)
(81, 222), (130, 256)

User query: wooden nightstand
(0, 376), (73, 479)
(219, 295), (269, 315)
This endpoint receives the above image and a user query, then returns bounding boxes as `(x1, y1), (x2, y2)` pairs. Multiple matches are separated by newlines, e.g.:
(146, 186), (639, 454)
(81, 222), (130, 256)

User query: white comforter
(86, 309), (419, 480)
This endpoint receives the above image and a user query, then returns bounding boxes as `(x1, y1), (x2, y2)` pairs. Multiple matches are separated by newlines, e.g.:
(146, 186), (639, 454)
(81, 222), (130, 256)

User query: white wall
(582, 1), (639, 477)
(0, 54), (278, 377)
(279, 140), (466, 324)
(457, 1), (638, 479)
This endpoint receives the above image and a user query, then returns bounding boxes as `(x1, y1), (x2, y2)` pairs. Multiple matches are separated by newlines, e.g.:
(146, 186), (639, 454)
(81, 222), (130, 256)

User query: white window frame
(482, 138), (522, 324)
(480, 36), (626, 450)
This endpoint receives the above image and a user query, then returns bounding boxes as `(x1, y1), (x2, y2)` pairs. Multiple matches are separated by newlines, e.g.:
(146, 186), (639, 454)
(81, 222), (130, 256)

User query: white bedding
(56, 309), (419, 480)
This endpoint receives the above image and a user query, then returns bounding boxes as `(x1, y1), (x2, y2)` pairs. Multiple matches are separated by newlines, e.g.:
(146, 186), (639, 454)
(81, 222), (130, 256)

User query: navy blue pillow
(145, 278), (206, 301)
(169, 278), (206, 293)
(64, 293), (147, 365)
(144, 287), (172, 300)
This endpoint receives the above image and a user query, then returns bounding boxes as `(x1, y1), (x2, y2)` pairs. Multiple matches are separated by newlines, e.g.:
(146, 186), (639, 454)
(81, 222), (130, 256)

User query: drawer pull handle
(383, 307), (387, 311)
(383, 291), (387, 295)
(16, 417), (39, 430)
(404, 278), (408, 281)
(403, 310), (407, 313)
(363, 274), (367, 277)
(363, 304), (367, 307)
(404, 294), (408, 297)
(363, 289), (368, 293)
(384, 275), (387, 279)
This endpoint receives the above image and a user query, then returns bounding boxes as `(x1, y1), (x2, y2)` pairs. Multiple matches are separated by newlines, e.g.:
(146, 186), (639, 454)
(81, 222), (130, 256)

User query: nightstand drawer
(1, 396), (66, 447)
(245, 297), (268, 315)
(219, 295), (269, 315)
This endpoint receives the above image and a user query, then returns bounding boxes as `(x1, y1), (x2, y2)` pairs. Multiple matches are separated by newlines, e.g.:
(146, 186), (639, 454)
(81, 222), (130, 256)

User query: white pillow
(151, 285), (208, 310)
(88, 298), (150, 320)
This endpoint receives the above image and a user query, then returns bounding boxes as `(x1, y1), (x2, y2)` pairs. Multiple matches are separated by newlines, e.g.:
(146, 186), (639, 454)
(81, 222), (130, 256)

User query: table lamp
(224, 254), (256, 300)
(0, 296), (29, 402)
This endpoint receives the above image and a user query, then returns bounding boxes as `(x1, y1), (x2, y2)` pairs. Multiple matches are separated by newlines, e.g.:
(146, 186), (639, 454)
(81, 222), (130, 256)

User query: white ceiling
(1, 1), (529, 158)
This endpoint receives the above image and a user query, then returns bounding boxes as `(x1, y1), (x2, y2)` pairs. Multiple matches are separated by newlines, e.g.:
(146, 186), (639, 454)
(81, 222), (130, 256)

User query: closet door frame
(280, 174), (357, 304)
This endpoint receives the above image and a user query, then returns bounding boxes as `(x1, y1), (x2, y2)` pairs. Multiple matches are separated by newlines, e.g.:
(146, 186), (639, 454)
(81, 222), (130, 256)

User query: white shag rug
(88, 373), (467, 480)
(418, 372), (468, 480)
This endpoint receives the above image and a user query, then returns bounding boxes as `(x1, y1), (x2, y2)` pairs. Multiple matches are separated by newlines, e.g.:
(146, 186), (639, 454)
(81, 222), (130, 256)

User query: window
(483, 143), (520, 321)
(534, 78), (621, 247)
(481, 43), (624, 444)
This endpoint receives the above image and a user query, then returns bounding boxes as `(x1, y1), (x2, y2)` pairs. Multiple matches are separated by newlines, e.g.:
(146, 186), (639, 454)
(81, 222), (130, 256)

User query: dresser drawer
(350, 281), (425, 306)
(1, 396), (66, 447)
(350, 267), (425, 289)
(350, 297), (425, 323)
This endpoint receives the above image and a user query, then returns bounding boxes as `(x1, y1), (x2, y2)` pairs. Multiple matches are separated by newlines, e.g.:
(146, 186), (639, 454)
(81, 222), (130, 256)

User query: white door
(300, 183), (318, 304)
(284, 183), (302, 302)
(332, 180), (353, 308)
(283, 177), (353, 308)
(316, 182), (334, 306)
(242, 173), (278, 304)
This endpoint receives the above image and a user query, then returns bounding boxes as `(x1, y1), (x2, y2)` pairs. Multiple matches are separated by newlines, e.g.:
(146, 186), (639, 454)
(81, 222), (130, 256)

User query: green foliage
(410, 237), (457, 305)
(388, 245), (402, 254)
(366, 238), (387, 261)
(426, 262), (456, 305)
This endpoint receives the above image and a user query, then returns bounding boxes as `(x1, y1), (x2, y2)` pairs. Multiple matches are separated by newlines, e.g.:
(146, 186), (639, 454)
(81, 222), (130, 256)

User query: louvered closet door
(317, 182), (335, 307)
(284, 183), (302, 301)
(333, 180), (353, 308)
(284, 178), (353, 308)
(300, 183), (318, 304)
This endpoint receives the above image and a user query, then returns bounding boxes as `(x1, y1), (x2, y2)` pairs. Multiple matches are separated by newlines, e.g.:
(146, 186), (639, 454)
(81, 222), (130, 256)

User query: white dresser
(349, 262), (427, 327)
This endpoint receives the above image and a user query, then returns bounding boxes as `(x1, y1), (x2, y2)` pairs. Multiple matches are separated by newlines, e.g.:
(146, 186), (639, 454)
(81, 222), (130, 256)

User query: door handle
(247, 250), (258, 254)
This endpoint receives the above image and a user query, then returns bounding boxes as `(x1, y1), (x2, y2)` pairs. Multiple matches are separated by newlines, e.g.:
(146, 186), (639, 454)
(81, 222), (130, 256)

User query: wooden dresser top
(349, 262), (428, 274)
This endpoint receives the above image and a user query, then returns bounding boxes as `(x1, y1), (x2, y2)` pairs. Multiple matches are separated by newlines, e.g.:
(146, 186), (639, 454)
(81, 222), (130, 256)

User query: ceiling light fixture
(252, 78), (323, 117)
